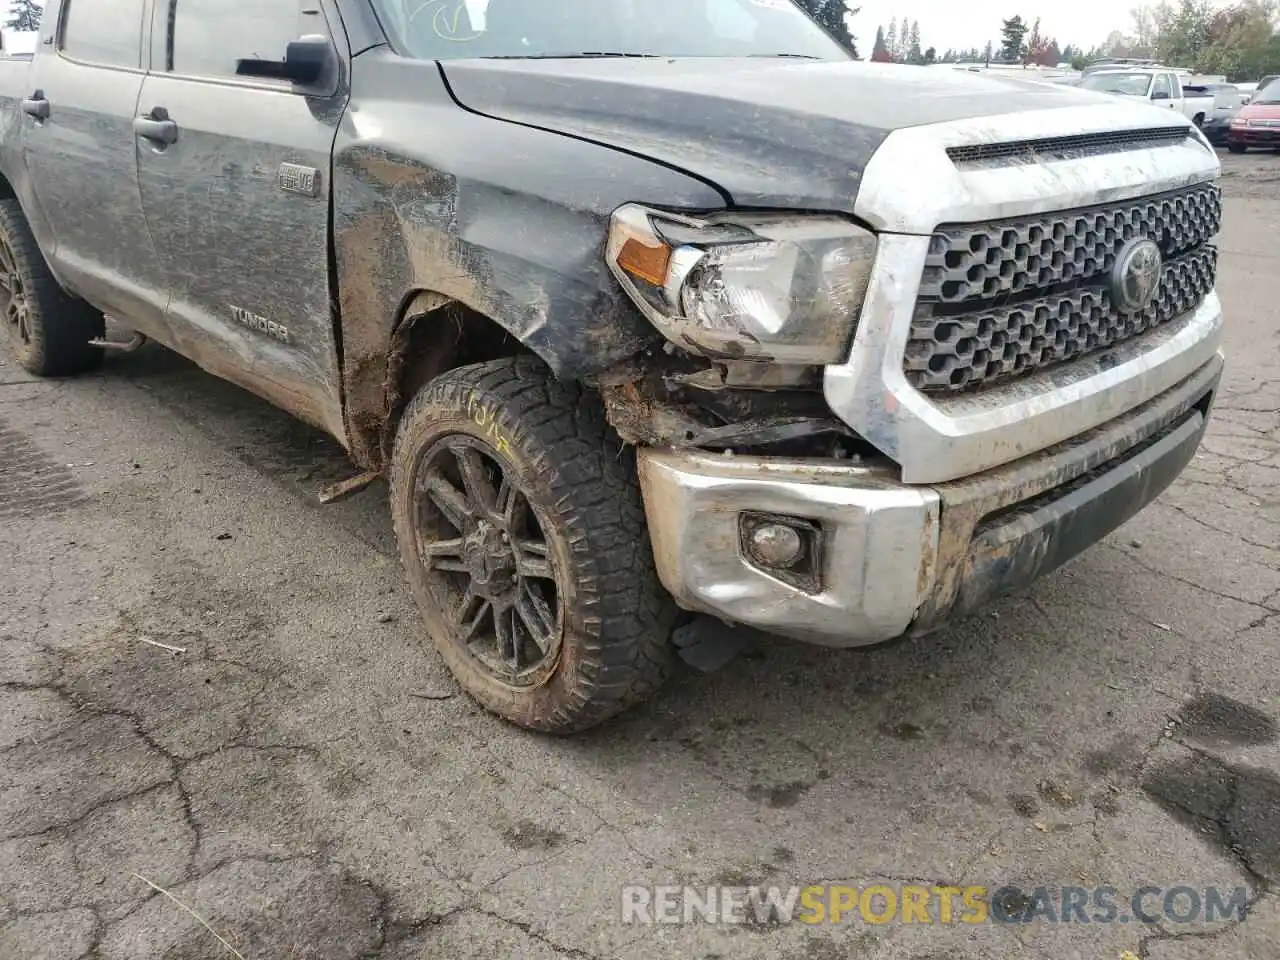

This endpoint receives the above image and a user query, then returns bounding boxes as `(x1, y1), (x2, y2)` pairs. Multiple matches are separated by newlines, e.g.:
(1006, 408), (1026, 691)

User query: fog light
(746, 522), (804, 568)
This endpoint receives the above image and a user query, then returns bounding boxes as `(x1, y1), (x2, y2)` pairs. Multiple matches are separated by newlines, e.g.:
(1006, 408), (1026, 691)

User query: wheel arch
(330, 58), (725, 470)
(346, 288), (539, 470)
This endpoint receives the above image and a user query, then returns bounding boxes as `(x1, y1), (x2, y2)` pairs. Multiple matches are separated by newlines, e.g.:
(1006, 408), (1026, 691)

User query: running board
(89, 332), (147, 352)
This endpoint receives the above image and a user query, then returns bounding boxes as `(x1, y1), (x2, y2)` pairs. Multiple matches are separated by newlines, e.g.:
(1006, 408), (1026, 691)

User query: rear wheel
(390, 357), (674, 734)
(1228, 143), (1247, 154)
(0, 198), (103, 376)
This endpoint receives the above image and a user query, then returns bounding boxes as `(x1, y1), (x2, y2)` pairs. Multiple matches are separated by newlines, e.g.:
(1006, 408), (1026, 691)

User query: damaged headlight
(606, 204), (877, 364)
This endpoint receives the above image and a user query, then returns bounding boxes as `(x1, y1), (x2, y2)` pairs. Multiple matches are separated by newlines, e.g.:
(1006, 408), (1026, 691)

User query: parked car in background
(1242, 77), (1280, 105)
(1080, 68), (1214, 126)
(1188, 83), (1242, 145)
(1229, 81), (1280, 152)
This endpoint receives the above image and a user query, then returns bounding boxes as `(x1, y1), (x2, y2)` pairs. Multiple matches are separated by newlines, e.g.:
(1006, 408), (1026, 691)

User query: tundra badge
(231, 305), (290, 344)
(278, 162), (320, 198)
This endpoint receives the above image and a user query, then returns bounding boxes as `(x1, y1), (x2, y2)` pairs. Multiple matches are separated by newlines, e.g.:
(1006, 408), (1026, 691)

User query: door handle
(134, 111), (178, 146)
(21, 92), (49, 120)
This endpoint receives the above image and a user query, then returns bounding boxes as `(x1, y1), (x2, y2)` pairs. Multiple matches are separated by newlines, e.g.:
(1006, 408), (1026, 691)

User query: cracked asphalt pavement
(2, 151), (1279, 959)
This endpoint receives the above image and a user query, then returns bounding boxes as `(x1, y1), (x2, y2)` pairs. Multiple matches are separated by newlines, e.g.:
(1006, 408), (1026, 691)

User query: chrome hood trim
(852, 103), (1216, 234)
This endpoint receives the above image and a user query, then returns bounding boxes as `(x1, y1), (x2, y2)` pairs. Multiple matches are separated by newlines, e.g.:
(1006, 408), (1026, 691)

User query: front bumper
(638, 354), (1222, 647)
(1229, 126), (1280, 146)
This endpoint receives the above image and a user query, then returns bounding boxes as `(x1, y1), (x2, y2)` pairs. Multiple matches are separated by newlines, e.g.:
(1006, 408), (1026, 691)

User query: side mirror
(236, 35), (332, 86)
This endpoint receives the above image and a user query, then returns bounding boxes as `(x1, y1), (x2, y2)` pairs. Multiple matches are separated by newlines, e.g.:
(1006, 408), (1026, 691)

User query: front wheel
(1228, 143), (1247, 154)
(390, 357), (675, 734)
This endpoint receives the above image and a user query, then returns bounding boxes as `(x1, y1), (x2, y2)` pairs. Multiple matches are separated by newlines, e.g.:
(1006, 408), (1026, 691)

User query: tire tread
(390, 356), (674, 734)
(0, 199), (103, 377)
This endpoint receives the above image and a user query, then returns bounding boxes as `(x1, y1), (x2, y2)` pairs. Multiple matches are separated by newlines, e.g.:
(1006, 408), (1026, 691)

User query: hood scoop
(947, 126), (1199, 167)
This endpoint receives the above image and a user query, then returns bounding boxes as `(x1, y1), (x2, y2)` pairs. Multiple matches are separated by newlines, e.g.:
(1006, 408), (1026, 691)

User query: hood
(439, 58), (1111, 209)
(1239, 102), (1280, 120)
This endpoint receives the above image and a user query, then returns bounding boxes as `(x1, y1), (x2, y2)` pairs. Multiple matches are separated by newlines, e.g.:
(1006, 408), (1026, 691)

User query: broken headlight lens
(607, 204), (877, 364)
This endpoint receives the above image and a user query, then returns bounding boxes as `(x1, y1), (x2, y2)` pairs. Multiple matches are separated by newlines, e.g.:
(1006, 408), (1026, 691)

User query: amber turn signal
(615, 235), (672, 287)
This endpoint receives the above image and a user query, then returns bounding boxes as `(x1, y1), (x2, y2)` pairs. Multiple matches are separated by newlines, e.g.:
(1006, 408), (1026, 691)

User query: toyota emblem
(1110, 239), (1163, 313)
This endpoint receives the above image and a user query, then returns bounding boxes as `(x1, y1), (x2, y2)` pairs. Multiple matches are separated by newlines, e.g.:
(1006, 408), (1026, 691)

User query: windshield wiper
(484, 52), (661, 60)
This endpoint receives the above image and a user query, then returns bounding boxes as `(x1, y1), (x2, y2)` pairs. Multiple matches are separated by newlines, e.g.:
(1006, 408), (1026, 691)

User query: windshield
(374, 0), (849, 60)
(1081, 72), (1154, 96)
(1256, 79), (1280, 105)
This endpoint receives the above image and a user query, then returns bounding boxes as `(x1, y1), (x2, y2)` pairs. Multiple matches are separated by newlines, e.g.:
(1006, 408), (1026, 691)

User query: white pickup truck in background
(1081, 68), (1215, 126)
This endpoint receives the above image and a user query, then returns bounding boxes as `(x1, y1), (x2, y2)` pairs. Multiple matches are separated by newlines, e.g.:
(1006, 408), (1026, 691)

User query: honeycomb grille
(905, 247), (1217, 394)
(906, 182), (1221, 394)
(919, 183), (1220, 303)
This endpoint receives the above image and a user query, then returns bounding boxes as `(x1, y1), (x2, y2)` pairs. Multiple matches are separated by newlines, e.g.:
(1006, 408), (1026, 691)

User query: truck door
(134, 0), (348, 440)
(1152, 73), (1179, 110)
(22, 0), (170, 336)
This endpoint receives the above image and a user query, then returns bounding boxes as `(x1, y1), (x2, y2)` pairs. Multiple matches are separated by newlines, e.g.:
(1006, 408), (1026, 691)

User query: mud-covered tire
(1228, 143), (1247, 154)
(0, 198), (103, 376)
(390, 356), (675, 734)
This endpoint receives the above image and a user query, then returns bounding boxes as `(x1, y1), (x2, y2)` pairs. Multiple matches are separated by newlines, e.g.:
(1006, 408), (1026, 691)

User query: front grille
(905, 182), (1221, 394)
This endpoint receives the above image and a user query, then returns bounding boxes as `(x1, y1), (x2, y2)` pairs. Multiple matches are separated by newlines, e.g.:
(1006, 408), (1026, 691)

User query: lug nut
(747, 523), (804, 569)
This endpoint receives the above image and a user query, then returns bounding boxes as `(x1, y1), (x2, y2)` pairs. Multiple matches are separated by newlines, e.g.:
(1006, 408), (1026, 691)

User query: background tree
(999, 15), (1028, 61)
(983, 40), (994, 63)
(1195, 0), (1280, 79)
(1130, 3), (1162, 54)
(907, 19), (923, 63)
(1022, 17), (1060, 65)
(885, 16), (898, 61)
(795, 0), (860, 58)
(1079, 0), (1280, 81)
(870, 25), (893, 62)
(1156, 0), (1213, 65)
(1023, 17), (1042, 64)
(5, 0), (42, 32)
(924, 45), (937, 64)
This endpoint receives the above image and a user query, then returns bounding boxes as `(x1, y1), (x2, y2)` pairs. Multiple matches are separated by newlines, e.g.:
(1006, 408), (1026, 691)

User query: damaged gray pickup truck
(0, 0), (1225, 732)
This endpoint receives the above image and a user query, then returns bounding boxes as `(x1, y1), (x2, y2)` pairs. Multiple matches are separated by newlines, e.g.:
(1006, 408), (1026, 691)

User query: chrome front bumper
(639, 354), (1222, 648)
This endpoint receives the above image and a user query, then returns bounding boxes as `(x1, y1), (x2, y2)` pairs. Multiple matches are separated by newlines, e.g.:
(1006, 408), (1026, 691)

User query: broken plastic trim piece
(318, 470), (380, 504)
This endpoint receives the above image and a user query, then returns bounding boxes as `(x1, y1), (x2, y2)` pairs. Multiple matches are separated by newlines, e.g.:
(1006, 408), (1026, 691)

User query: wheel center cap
(462, 520), (516, 598)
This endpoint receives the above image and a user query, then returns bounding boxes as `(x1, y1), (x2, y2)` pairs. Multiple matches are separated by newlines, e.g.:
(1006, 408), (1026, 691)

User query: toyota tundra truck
(0, 0), (1224, 732)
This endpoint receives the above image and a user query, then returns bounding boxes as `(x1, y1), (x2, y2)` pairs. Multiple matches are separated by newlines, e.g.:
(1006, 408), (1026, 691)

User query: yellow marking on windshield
(408, 0), (484, 42)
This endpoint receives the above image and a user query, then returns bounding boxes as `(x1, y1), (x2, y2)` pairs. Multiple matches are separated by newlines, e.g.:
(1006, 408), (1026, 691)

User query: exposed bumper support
(639, 355), (1222, 647)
